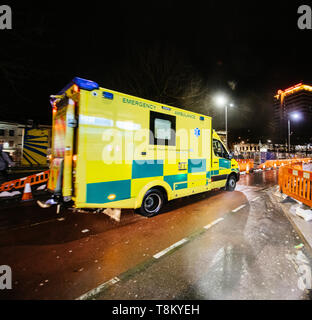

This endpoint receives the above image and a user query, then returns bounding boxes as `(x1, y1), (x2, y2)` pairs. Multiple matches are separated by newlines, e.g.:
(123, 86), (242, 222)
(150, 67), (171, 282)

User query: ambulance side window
(213, 139), (228, 158)
(149, 111), (176, 146)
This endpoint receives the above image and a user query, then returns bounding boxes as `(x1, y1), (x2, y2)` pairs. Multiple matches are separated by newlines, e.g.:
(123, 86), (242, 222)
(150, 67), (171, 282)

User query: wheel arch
(134, 180), (172, 209)
(228, 171), (239, 182)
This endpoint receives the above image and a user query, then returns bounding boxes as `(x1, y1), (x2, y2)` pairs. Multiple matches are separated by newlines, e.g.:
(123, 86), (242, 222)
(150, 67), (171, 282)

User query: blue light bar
(103, 91), (114, 99)
(73, 77), (99, 91)
(200, 116), (204, 121)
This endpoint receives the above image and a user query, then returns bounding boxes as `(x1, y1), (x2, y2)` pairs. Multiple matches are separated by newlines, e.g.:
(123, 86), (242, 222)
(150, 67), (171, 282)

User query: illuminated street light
(214, 95), (228, 107)
(214, 94), (235, 148)
(290, 112), (300, 120)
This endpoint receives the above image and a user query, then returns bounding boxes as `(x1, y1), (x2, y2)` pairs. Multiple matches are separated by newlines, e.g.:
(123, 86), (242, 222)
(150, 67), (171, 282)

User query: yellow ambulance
(45, 77), (239, 217)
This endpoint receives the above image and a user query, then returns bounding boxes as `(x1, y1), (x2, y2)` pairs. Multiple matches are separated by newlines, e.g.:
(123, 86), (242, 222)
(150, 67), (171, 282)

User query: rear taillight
(52, 102), (57, 114)
(72, 155), (77, 185)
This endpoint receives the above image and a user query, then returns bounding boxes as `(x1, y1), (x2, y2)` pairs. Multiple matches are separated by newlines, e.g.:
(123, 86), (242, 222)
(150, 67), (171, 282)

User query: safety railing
(0, 170), (49, 192)
(278, 165), (312, 208)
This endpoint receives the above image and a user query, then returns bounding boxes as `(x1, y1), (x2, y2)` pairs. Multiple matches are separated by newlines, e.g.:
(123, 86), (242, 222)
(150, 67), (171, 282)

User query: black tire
(138, 188), (165, 217)
(226, 174), (237, 191)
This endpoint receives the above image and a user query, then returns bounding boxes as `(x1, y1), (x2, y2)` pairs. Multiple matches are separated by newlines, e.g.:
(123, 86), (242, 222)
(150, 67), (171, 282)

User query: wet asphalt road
(0, 169), (311, 300)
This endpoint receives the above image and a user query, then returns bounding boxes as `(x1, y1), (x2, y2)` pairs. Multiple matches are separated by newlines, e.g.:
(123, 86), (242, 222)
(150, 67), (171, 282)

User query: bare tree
(107, 41), (213, 116)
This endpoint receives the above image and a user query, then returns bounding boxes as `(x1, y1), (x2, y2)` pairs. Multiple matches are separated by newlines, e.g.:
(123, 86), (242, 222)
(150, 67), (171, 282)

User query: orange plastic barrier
(0, 170), (49, 193)
(279, 166), (312, 208)
(259, 158), (312, 170)
(236, 159), (254, 173)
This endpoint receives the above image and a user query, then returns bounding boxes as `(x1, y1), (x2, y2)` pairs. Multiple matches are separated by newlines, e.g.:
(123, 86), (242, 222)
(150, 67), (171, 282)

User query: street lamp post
(214, 95), (234, 148)
(225, 104), (228, 147)
(287, 112), (300, 154)
(288, 119), (290, 154)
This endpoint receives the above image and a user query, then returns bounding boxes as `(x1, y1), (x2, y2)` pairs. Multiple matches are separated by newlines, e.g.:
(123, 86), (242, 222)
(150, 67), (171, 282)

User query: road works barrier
(237, 159), (254, 173)
(236, 158), (312, 175)
(0, 170), (49, 193)
(259, 158), (312, 170)
(279, 165), (312, 208)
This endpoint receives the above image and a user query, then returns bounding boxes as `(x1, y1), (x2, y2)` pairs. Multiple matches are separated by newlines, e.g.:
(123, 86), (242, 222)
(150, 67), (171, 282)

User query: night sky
(1, 1), (311, 143)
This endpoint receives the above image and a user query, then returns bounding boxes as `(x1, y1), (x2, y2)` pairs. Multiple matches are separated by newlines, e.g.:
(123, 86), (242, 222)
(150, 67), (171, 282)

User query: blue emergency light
(73, 77), (99, 91)
(58, 77), (100, 94)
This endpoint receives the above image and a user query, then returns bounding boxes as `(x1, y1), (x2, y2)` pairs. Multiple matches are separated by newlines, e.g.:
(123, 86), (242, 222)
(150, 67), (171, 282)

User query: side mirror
(228, 153), (233, 160)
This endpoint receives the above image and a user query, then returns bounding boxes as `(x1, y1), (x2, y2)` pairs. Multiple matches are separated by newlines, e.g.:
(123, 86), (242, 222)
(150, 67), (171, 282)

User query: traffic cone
(22, 178), (33, 201)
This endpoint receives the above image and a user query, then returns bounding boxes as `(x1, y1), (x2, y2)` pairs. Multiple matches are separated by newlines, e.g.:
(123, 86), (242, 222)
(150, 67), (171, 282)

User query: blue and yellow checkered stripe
(86, 158), (232, 203)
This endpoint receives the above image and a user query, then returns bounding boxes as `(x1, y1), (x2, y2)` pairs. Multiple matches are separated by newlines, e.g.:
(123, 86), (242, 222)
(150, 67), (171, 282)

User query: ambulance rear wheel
(139, 189), (164, 217)
(226, 174), (237, 191)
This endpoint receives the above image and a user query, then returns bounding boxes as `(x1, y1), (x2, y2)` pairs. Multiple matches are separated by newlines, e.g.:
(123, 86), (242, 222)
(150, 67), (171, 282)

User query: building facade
(273, 83), (312, 145)
(233, 142), (261, 156)
(0, 121), (24, 162)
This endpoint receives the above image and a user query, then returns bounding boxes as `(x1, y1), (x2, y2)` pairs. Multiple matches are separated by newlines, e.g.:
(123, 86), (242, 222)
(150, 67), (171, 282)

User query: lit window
(155, 118), (171, 140)
(149, 111), (176, 146)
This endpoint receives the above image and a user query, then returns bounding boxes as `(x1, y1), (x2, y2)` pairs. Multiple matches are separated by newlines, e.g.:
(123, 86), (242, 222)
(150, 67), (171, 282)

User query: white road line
(232, 204), (246, 212)
(29, 219), (59, 228)
(76, 276), (120, 300)
(204, 217), (224, 230)
(251, 196), (260, 201)
(0, 218), (59, 234)
(153, 238), (188, 259)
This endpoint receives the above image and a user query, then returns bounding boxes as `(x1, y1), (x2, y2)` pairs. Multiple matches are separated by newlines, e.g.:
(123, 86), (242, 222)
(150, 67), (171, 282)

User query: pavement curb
(270, 188), (312, 257)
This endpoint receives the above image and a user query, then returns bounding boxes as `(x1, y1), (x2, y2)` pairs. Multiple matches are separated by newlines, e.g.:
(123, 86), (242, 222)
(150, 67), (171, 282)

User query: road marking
(153, 238), (188, 259)
(251, 196), (260, 201)
(29, 219), (59, 228)
(0, 218), (60, 233)
(75, 213), (229, 299)
(204, 217), (224, 230)
(232, 204), (246, 212)
(76, 276), (120, 300)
